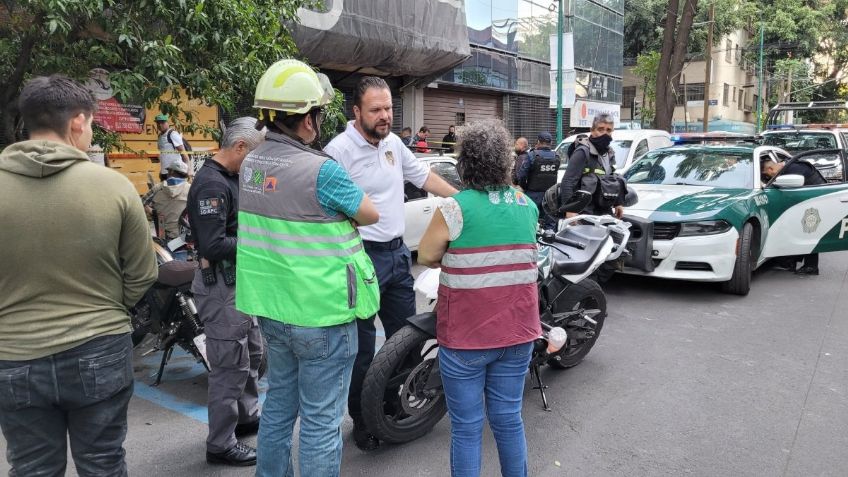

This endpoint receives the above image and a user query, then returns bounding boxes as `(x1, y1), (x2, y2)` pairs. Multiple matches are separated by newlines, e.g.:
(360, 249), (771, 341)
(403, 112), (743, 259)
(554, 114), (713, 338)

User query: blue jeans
(255, 318), (357, 477)
(439, 342), (534, 477)
(0, 333), (133, 477)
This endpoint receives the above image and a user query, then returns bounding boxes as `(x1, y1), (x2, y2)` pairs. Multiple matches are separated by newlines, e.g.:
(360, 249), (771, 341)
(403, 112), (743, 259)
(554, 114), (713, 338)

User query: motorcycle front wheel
(361, 325), (446, 444)
(546, 278), (607, 369)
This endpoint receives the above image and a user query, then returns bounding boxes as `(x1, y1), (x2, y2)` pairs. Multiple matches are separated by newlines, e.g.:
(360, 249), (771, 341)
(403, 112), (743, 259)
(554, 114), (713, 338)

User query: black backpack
(167, 129), (192, 152)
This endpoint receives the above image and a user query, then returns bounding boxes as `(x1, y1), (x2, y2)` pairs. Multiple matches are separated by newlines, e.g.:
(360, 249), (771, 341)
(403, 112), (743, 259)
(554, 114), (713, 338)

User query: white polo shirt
(324, 121), (430, 242)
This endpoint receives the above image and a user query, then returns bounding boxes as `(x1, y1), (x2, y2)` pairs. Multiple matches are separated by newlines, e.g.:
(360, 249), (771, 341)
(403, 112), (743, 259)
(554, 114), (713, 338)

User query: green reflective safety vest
(235, 132), (379, 327)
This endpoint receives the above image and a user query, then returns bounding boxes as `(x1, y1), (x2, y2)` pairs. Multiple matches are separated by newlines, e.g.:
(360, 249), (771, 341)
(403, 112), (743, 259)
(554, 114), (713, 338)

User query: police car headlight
(678, 220), (732, 236)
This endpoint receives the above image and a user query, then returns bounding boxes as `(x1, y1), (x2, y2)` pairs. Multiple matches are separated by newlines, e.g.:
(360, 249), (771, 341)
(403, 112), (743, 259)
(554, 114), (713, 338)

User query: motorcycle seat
(551, 224), (609, 276)
(158, 260), (197, 287)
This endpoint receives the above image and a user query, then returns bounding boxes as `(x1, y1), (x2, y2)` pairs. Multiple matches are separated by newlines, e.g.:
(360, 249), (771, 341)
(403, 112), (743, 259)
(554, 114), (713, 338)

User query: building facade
(291, 0), (624, 144)
(622, 29), (761, 133)
(415, 0), (625, 143)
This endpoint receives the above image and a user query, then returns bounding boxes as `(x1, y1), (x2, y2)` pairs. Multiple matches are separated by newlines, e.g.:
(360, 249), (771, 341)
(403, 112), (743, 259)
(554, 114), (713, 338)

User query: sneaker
(352, 421), (380, 451)
(795, 266), (819, 276)
(206, 441), (257, 467)
(234, 419), (260, 438)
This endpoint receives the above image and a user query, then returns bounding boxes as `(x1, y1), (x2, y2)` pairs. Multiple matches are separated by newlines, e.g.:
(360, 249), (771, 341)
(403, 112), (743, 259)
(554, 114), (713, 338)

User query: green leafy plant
(0, 0), (311, 149)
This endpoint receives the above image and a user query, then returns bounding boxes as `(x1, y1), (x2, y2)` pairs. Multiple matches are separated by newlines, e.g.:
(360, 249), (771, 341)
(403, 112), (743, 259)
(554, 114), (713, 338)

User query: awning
(290, 0), (471, 81)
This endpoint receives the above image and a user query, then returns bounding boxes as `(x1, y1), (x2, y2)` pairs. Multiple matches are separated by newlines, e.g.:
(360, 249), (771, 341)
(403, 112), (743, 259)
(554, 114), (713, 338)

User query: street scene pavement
(3, 254), (848, 477)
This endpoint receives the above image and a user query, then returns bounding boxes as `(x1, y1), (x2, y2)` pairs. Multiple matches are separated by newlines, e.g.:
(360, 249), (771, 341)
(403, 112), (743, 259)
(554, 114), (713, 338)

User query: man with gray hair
(187, 117), (266, 466)
(557, 112), (624, 219)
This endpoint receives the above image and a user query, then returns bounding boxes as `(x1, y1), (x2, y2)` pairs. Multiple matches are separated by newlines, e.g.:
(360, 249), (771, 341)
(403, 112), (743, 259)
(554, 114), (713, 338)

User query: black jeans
(348, 240), (416, 423)
(0, 333), (133, 477)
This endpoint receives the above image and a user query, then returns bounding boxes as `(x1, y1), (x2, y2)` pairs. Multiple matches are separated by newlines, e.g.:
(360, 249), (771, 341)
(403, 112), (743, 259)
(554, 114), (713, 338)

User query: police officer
(516, 131), (561, 229)
(762, 157), (825, 275)
(187, 117), (266, 467)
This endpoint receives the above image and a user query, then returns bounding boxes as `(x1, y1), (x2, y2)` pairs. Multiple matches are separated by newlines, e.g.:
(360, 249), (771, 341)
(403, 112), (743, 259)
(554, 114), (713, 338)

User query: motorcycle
(130, 240), (210, 385)
(359, 192), (630, 444)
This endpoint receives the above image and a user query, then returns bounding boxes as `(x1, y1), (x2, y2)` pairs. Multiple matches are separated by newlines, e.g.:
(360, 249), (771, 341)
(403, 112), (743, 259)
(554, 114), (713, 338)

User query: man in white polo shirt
(324, 76), (457, 451)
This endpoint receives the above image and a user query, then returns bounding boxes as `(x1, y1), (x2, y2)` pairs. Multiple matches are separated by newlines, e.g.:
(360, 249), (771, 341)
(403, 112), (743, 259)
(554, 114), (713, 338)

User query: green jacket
(0, 140), (157, 360)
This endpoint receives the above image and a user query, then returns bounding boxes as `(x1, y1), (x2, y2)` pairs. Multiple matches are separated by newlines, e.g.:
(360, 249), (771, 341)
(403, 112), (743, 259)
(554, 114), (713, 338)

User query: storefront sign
(569, 99), (621, 127)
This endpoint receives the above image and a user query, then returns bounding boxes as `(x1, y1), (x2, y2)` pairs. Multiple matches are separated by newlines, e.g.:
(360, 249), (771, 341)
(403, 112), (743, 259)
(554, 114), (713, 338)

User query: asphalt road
(3, 254), (848, 477)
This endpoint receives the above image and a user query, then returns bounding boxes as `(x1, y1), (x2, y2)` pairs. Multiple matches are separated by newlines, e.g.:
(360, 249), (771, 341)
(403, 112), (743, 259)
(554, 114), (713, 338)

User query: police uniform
(187, 158), (263, 455)
(517, 145), (560, 228)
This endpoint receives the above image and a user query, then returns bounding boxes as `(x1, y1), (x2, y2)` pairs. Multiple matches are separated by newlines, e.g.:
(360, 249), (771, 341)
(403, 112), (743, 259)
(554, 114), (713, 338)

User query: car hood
(626, 184), (752, 221)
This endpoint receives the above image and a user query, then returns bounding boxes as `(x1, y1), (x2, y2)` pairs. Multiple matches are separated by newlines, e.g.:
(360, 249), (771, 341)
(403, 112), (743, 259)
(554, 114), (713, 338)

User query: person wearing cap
(516, 131), (561, 229)
(155, 113), (190, 181)
(236, 60), (380, 476)
(186, 117), (267, 466)
(141, 160), (191, 257)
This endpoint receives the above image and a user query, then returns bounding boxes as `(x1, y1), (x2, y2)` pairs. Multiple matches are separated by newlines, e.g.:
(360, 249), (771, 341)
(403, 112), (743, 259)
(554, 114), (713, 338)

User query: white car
(555, 129), (673, 180)
(403, 154), (461, 251)
(619, 143), (848, 295)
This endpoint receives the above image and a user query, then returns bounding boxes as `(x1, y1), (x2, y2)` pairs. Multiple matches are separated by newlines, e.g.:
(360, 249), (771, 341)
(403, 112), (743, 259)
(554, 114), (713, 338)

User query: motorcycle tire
(361, 325), (446, 444)
(546, 278), (607, 369)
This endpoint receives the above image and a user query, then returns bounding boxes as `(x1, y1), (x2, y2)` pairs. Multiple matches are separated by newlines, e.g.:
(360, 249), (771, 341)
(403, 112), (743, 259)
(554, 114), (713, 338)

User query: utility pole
(683, 73), (689, 131)
(756, 21), (764, 133)
(702, 2), (714, 132)
(556, 0), (564, 144)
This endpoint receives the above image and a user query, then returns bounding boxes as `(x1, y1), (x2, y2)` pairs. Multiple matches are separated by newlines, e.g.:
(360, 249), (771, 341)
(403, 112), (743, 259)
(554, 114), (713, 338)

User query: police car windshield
(623, 150), (753, 189)
(762, 132), (837, 152)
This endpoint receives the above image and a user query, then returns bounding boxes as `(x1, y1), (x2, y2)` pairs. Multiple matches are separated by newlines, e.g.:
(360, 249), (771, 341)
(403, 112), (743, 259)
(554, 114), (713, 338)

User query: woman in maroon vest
(418, 119), (541, 477)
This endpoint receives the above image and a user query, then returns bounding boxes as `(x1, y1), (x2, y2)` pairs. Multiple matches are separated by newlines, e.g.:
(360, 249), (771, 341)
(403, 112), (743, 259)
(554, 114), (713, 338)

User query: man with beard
(324, 76), (458, 451)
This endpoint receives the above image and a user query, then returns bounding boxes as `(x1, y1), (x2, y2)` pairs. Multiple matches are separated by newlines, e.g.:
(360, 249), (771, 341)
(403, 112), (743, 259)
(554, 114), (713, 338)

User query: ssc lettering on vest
(539, 164), (558, 172)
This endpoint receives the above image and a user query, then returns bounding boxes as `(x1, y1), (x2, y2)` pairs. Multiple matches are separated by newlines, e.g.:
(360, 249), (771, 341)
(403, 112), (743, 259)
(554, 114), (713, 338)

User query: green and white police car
(620, 144), (848, 295)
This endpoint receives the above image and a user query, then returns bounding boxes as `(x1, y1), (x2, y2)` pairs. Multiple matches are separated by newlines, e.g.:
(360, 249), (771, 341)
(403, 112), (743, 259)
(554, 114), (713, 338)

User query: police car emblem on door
(802, 208), (821, 234)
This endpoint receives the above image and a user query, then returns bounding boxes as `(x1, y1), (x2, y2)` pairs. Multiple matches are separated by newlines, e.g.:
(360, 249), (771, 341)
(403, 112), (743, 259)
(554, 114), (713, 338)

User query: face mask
(589, 134), (613, 154)
(166, 177), (185, 186)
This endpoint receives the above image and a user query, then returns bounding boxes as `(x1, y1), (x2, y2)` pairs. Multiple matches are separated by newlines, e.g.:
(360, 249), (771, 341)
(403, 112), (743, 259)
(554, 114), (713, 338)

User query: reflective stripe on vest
(439, 243), (538, 289)
(583, 168), (606, 175)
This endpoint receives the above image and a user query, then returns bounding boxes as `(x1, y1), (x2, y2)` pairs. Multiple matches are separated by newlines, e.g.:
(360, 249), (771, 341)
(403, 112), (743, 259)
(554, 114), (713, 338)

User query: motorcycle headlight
(678, 220), (733, 237)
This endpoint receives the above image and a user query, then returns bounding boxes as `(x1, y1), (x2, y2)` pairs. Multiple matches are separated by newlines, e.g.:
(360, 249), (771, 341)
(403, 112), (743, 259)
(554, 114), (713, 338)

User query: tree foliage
(626, 0), (848, 129)
(633, 51), (661, 125)
(0, 0), (312, 146)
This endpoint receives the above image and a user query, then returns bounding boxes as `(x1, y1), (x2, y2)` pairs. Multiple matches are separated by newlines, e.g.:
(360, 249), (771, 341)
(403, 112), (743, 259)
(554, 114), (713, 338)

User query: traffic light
(632, 99), (642, 120)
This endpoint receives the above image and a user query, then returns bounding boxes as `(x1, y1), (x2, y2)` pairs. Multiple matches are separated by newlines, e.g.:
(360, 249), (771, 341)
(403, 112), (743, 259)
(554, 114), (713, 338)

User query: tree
(653, 0), (700, 131)
(633, 51), (661, 125)
(0, 0), (310, 146)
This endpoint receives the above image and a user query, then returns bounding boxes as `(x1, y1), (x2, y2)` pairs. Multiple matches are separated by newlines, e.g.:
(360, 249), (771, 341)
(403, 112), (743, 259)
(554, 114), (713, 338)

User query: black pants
(799, 253), (819, 269)
(348, 239), (416, 423)
(526, 190), (556, 230)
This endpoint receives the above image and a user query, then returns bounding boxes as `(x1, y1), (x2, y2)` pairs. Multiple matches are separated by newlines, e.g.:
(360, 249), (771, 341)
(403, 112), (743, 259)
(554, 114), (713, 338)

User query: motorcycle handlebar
(552, 235), (587, 250)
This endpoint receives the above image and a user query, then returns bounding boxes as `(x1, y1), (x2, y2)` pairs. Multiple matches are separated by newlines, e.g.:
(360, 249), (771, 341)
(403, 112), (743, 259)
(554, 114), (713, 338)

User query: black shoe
(206, 441), (257, 467)
(352, 422), (380, 451)
(772, 259), (796, 272)
(235, 419), (260, 438)
(796, 266), (819, 275)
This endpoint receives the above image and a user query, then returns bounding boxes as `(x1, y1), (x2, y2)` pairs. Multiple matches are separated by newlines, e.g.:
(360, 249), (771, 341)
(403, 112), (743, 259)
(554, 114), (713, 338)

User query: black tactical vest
(526, 148), (561, 191)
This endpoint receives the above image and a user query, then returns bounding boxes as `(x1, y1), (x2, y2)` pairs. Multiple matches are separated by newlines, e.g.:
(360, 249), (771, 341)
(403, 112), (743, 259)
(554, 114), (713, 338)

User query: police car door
(761, 148), (848, 258)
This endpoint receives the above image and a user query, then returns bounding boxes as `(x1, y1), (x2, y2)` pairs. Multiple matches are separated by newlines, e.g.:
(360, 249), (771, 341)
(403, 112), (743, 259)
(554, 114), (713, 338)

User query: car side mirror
(773, 174), (805, 189)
